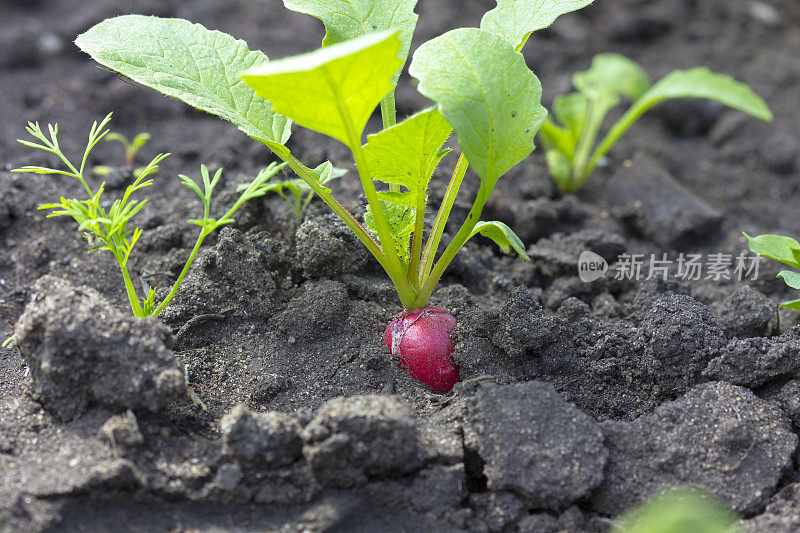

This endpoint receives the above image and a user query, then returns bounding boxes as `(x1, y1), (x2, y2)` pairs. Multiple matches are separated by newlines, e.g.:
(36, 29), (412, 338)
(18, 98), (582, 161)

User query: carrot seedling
(74, 0), (594, 391)
(243, 161), (346, 225)
(94, 130), (152, 178)
(539, 53), (773, 193)
(13, 113), (285, 318)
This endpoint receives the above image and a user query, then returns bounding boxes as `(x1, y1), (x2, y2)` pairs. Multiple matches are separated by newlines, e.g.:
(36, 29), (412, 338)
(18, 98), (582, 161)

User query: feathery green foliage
(13, 113), (284, 317)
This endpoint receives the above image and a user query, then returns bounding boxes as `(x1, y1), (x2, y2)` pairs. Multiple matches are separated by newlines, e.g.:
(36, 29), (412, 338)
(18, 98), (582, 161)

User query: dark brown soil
(2, 0), (800, 531)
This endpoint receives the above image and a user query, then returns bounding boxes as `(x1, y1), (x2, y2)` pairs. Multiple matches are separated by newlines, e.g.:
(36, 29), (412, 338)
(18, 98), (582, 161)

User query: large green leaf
(283, 0), (418, 84)
(242, 31), (402, 147)
(75, 15), (291, 144)
(409, 28), (546, 188)
(469, 221), (529, 259)
(631, 67), (773, 122)
(364, 107), (452, 209)
(744, 233), (800, 269)
(481, 0), (595, 50)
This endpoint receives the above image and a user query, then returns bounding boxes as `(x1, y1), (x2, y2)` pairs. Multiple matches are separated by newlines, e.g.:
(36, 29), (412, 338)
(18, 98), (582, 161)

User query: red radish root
(383, 305), (459, 393)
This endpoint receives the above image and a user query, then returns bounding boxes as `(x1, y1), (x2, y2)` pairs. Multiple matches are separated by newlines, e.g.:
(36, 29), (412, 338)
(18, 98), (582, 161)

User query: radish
(383, 305), (459, 393)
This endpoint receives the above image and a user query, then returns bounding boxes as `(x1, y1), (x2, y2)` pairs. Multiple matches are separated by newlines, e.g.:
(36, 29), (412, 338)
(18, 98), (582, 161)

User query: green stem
(581, 98), (660, 184)
(414, 180), (488, 308)
(292, 190), (304, 226)
(407, 184), (427, 291)
(350, 140), (417, 309)
(380, 92), (402, 195)
(569, 98), (605, 190)
(419, 152), (469, 284)
(380, 92), (397, 129)
(152, 229), (209, 317)
(117, 256), (145, 317)
(300, 190), (314, 221)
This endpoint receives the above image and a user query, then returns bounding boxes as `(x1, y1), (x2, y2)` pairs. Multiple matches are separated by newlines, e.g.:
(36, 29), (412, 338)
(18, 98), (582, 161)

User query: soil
(1, 0), (800, 531)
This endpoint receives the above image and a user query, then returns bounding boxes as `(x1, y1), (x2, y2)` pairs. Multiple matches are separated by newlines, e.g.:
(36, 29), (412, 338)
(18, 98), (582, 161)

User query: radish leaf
(778, 270), (800, 290)
(469, 221), (529, 259)
(631, 68), (773, 122)
(364, 107), (452, 212)
(744, 233), (800, 268)
(573, 53), (652, 104)
(75, 15), (291, 144)
(283, 0), (418, 85)
(481, 0), (595, 50)
(746, 233), (800, 313)
(410, 28), (546, 189)
(780, 299), (800, 311)
(363, 107), (452, 264)
(242, 31), (402, 148)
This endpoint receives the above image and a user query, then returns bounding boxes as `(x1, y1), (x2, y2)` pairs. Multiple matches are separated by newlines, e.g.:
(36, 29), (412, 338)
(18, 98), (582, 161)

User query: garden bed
(1, 0), (800, 531)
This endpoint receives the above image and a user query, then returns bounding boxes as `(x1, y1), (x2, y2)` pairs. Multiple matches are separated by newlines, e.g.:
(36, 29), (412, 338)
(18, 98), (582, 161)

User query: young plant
(242, 161), (346, 225)
(94, 130), (153, 177)
(13, 113), (285, 318)
(74, 0), (595, 392)
(539, 53), (773, 193)
(745, 233), (800, 310)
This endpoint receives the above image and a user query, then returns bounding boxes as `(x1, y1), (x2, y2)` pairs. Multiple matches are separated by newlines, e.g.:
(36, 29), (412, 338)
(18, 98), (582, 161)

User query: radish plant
(745, 233), (800, 310)
(75, 0), (594, 392)
(13, 113), (286, 318)
(539, 53), (773, 193)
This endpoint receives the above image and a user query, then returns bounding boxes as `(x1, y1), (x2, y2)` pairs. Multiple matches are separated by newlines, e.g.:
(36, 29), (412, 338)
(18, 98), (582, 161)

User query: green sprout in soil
(539, 53), (773, 193)
(13, 112), (285, 318)
(614, 487), (740, 533)
(94, 130), (152, 177)
(745, 233), (800, 310)
(245, 161), (347, 225)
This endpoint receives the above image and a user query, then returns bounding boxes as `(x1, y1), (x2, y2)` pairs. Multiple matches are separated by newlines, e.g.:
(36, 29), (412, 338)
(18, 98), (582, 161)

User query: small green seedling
(94, 130), (153, 177)
(243, 161), (346, 225)
(614, 487), (740, 533)
(13, 113), (285, 318)
(74, 0), (598, 391)
(745, 233), (800, 310)
(539, 53), (773, 193)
